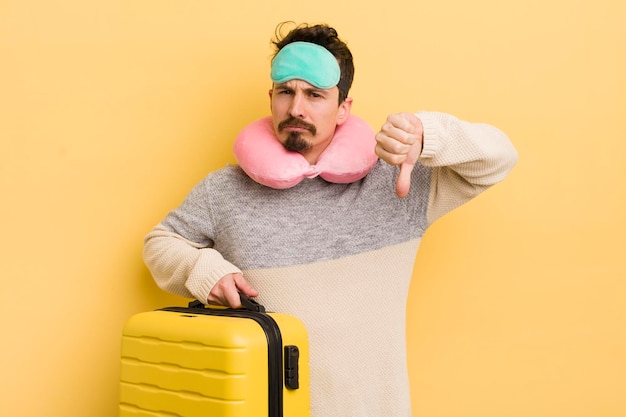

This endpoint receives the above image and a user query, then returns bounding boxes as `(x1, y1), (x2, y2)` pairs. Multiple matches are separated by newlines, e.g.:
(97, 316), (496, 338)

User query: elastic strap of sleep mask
(270, 41), (340, 89)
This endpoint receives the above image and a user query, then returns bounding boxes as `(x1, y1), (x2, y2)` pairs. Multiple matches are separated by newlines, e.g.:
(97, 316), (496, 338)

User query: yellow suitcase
(119, 297), (310, 417)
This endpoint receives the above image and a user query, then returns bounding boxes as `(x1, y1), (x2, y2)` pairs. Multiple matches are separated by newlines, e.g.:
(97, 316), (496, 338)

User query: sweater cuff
(185, 248), (242, 304)
(416, 112), (442, 160)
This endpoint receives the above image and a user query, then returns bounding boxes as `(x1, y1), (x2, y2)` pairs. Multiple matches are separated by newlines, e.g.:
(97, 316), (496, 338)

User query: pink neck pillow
(233, 115), (378, 189)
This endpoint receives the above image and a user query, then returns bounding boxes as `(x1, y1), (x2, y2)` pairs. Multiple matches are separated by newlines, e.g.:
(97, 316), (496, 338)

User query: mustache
(278, 117), (317, 135)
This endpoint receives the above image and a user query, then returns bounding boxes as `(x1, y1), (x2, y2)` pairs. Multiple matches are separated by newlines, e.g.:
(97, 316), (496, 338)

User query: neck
(300, 149), (323, 165)
(301, 135), (334, 165)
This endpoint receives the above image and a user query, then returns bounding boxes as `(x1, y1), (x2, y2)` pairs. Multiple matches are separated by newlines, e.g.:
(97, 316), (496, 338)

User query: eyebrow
(274, 82), (328, 95)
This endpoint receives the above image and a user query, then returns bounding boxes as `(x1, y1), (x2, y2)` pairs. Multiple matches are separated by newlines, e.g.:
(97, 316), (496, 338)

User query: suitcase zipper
(161, 305), (284, 417)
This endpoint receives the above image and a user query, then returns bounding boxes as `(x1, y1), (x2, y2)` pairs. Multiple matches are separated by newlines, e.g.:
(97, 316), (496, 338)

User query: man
(143, 22), (518, 417)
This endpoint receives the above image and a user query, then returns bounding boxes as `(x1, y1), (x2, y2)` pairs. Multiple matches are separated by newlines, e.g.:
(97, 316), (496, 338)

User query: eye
(308, 90), (326, 99)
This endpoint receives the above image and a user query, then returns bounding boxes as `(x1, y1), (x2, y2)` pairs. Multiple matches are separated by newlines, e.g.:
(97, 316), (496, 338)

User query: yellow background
(1, 1), (624, 416)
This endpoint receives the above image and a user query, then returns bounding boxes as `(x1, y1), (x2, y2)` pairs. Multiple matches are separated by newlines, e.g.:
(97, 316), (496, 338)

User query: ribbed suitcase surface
(119, 301), (310, 417)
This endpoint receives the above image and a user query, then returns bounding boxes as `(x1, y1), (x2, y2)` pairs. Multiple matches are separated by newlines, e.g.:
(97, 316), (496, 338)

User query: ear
(268, 87), (273, 109)
(336, 97), (353, 126)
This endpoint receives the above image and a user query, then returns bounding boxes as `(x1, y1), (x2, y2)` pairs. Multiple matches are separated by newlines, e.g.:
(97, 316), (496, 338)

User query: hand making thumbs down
(374, 112), (424, 198)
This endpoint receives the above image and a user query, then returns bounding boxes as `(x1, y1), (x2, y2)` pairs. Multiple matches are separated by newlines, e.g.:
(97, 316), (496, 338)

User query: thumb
(396, 162), (414, 198)
(395, 141), (421, 198)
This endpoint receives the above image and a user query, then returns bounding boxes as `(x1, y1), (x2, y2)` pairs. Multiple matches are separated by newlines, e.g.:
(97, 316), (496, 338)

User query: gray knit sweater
(143, 111), (518, 417)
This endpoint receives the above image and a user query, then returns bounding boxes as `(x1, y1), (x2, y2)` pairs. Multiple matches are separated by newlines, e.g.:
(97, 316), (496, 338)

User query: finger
(375, 144), (410, 166)
(380, 124), (416, 147)
(234, 274), (259, 297)
(385, 112), (418, 136)
(375, 132), (413, 167)
(224, 281), (244, 308)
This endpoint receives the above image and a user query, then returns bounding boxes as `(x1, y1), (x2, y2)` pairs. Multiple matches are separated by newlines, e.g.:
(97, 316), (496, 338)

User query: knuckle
(391, 141), (406, 154)
(385, 154), (404, 166)
(392, 154), (406, 165)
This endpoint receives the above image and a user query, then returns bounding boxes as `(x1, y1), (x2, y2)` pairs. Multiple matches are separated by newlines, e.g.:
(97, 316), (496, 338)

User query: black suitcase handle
(187, 294), (266, 313)
(239, 294), (266, 312)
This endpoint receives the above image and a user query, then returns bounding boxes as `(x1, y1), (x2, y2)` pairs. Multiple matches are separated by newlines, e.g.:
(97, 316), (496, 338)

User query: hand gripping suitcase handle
(187, 294), (266, 313)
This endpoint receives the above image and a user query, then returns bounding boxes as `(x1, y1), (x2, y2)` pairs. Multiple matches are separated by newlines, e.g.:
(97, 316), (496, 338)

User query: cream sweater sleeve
(417, 111), (518, 225)
(142, 223), (242, 303)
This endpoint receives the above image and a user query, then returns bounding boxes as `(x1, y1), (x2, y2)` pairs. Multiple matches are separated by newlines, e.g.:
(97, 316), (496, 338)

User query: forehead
(273, 79), (338, 95)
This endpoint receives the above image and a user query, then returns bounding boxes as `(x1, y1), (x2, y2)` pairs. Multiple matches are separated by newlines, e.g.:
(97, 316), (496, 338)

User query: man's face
(269, 79), (351, 163)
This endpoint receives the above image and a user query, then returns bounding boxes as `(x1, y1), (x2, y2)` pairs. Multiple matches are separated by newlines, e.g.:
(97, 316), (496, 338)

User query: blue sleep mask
(270, 41), (340, 89)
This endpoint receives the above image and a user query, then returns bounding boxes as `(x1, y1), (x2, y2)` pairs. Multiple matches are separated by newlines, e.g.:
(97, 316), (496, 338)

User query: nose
(289, 92), (306, 119)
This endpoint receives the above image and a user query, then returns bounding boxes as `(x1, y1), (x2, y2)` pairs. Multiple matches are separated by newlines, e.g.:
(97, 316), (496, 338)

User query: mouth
(278, 117), (316, 135)
(284, 127), (311, 137)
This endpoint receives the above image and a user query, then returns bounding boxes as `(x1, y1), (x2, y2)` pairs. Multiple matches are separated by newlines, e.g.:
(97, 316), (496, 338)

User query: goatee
(278, 116), (317, 153)
(284, 131), (311, 152)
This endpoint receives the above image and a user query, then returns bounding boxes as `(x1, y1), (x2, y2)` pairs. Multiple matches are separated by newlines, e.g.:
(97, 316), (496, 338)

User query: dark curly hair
(271, 22), (354, 104)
